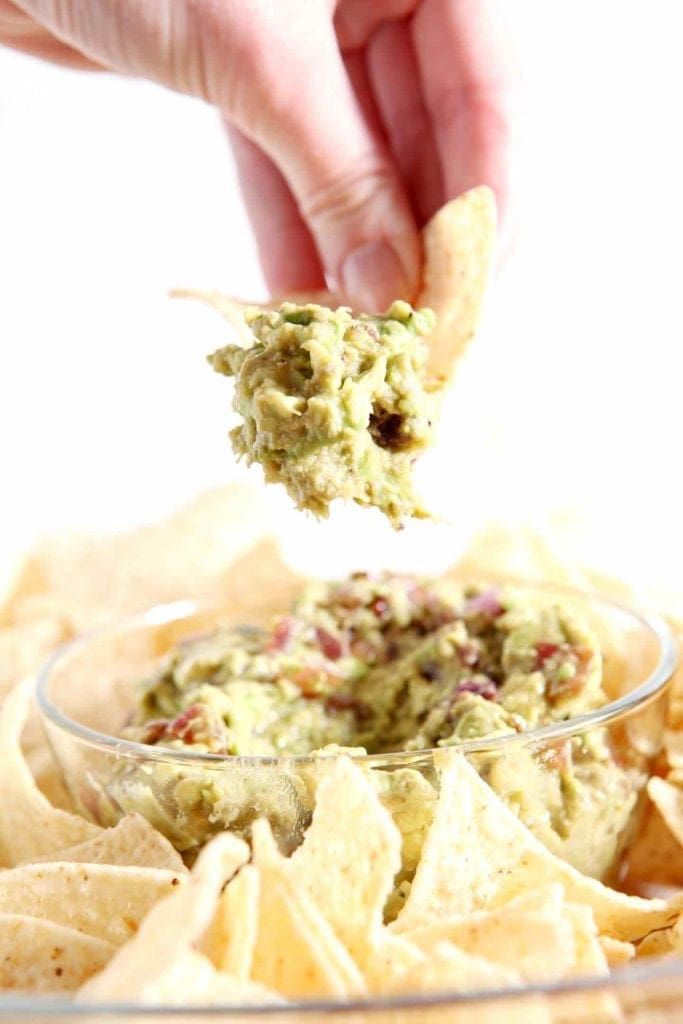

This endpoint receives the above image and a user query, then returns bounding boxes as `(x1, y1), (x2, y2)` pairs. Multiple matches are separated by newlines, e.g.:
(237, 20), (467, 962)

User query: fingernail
(340, 240), (409, 313)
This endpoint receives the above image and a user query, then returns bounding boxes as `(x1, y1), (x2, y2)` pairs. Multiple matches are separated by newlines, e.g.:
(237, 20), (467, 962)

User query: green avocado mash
(208, 302), (441, 527)
(126, 575), (606, 758)
(113, 575), (637, 879)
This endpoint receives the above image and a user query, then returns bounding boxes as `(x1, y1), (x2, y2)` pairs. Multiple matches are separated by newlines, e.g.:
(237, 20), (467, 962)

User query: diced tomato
(575, 647), (593, 669)
(139, 719), (169, 745)
(167, 704), (202, 743)
(315, 626), (345, 660)
(456, 677), (497, 700)
(267, 616), (294, 653)
(290, 665), (341, 697)
(535, 642), (560, 668)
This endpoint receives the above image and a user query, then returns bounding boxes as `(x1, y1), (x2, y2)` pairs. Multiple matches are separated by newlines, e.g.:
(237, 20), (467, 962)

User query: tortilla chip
(418, 186), (497, 383)
(0, 617), (71, 703)
(395, 751), (672, 942)
(385, 939), (521, 995)
(0, 679), (101, 867)
(562, 904), (621, 1021)
(287, 758), (402, 969)
(250, 819), (366, 998)
(0, 914), (114, 993)
(251, 864), (364, 999)
(176, 187), (495, 388)
(254, 762), (422, 994)
(86, 947), (283, 1006)
(80, 832), (249, 1000)
(25, 743), (73, 811)
(451, 523), (590, 588)
(170, 288), (261, 346)
(18, 484), (273, 617)
(405, 904), (578, 983)
(599, 935), (635, 967)
(664, 730), (683, 771)
(201, 863), (260, 979)
(636, 927), (677, 958)
(360, 932), (425, 993)
(0, 861), (184, 945)
(213, 537), (304, 626)
(0, 551), (45, 627)
(647, 777), (683, 848)
(6, 591), (112, 635)
(563, 903), (609, 975)
(32, 813), (187, 873)
(172, 287), (340, 343)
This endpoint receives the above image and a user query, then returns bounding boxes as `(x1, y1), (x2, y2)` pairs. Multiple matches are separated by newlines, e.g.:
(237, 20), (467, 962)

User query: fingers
(342, 48), (385, 141)
(227, 54), (389, 302)
(367, 18), (443, 224)
(0, 0), (102, 67)
(227, 126), (326, 296)
(8, 0), (422, 310)
(334, 0), (419, 51)
(411, 0), (516, 219)
(228, 11), (420, 311)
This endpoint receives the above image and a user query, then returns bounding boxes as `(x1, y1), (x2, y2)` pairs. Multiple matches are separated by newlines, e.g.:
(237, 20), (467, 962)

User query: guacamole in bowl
(36, 577), (674, 889)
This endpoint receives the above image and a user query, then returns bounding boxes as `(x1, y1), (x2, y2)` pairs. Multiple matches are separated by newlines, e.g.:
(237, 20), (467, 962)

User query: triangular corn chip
(648, 776), (683, 849)
(404, 904), (578, 983)
(17, 484), (272, 616)
(32, 813), (187, 873)
(84, 947), (283, 1006)
(0, 861), (184, 945)
(79, 832), (249, 999)
(174, 187), (496, 389)
(287, 758), (403, 968)
(251, 818), (366, 998)
(0, 679), (101, 867)
(0, 914), (114, 993)
(395, 751), (673, 942)
(386, 939), (521, 995)
(201, 863), (260, 979)
(418, 185), (497, 383)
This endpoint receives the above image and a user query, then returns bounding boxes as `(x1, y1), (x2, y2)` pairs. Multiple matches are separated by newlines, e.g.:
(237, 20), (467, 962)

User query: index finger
(411, 0), (515, 219)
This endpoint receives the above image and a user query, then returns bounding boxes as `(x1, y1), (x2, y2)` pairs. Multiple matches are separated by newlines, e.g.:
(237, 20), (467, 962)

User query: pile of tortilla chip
(1, 489), (683, 1014)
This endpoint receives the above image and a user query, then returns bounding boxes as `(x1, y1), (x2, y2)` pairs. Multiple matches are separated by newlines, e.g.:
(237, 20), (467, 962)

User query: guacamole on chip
(208, 301), (440, 527)
(177, 186), (498, 525)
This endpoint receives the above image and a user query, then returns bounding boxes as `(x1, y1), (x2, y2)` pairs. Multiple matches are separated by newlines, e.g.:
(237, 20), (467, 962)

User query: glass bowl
(35, 584), (676, 883)
(3, 955), (683, 1021)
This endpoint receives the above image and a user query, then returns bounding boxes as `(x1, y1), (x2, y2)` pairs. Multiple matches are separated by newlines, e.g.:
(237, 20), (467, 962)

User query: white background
(1, 2), (682, 588)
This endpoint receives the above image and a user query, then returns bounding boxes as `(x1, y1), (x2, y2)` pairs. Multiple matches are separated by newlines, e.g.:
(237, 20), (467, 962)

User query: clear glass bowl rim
(35, 581), (678, 768)
(2, 955), (683, 1018)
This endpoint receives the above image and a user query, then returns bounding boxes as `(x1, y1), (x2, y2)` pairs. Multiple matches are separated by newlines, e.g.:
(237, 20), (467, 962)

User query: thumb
(227, 13), (421, 312)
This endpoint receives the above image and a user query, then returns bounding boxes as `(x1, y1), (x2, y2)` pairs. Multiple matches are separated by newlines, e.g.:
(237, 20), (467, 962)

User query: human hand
(1, 0), (514, 309)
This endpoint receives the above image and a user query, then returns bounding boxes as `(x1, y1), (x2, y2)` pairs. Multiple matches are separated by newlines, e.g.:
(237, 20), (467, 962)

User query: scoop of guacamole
(208, 301), (441, 527)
